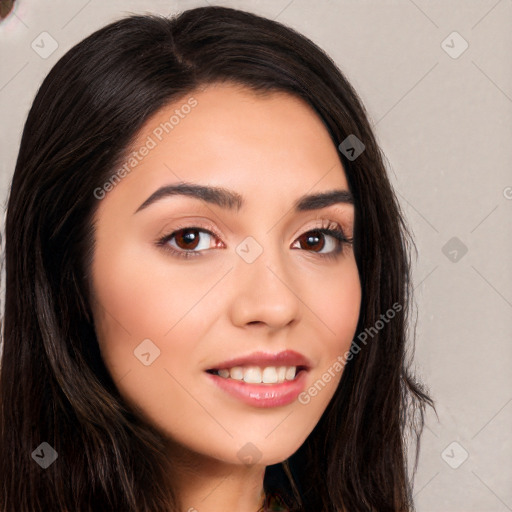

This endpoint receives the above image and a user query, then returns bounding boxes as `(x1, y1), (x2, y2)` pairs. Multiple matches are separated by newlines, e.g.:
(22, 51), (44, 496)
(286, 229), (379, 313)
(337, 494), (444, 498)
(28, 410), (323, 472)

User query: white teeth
(285, 367), (297, 381)
(243, 367), (262, 384)
(230, 367), (244, 381)
(215, 365), (299, 384)
(262, 367), (278, 384)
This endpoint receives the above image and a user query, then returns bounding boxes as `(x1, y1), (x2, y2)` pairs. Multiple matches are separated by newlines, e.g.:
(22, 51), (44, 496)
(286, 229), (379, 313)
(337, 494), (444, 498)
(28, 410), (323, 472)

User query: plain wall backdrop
(1, 1), (511, 510)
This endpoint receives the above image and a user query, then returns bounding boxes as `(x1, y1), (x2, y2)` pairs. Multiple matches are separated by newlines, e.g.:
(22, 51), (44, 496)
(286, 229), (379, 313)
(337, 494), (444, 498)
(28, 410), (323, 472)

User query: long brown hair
(0, 6), (432, 511)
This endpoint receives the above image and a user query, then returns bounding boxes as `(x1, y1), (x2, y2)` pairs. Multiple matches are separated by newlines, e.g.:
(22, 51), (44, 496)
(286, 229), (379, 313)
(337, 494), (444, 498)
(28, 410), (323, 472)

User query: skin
(90, 82), (361, 512)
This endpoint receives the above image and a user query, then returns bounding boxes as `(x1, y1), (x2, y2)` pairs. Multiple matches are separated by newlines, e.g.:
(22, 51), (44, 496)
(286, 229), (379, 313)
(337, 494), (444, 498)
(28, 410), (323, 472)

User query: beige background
(1, 1), (511, 510)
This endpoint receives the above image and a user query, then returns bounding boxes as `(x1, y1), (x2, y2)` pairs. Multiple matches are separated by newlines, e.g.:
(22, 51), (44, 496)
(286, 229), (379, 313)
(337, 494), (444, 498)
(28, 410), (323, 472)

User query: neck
(165, 440), (267, 512)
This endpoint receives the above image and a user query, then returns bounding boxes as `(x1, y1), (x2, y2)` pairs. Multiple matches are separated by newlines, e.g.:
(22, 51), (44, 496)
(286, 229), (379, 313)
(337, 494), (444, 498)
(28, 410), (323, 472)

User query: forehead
(105, 82), (350, 212)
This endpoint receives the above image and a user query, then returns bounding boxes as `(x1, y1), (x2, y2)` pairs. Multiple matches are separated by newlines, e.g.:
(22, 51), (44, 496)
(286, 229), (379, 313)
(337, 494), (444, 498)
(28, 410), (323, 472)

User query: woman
(0, 6), (432, 511)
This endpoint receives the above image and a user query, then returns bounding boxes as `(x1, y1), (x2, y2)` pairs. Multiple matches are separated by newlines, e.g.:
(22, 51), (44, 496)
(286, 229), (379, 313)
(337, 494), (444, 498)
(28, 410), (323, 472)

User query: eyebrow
(134, 182), (354, 214)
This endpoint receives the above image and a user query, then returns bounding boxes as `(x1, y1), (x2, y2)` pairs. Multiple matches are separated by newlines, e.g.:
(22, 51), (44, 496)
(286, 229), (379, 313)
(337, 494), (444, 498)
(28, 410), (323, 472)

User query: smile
(204, 350), (312, 407)
(207, 365), (305, 384)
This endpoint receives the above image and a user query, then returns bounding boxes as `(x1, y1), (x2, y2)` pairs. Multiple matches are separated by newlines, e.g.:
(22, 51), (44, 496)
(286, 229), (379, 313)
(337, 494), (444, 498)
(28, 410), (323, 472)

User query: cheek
(309, 257), (361, 353)
(89, 243), (221, 428)
(90, 239), (227, 378)
(291, 258), (361, 415)
(92, 243), (212, 335)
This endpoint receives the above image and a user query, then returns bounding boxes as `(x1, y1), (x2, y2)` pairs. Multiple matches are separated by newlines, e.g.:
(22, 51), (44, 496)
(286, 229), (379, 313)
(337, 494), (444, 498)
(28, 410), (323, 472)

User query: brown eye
(296, 230), (325, 252)
(157, 225), (224, 259)
(173, 228), (203, 250)
(291, 225), (349, 257)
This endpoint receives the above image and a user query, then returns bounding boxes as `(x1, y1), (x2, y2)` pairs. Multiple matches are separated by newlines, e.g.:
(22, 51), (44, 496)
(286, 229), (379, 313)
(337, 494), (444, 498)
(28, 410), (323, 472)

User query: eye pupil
(300, 230), (324, 251)
(176, 228), (200, 249)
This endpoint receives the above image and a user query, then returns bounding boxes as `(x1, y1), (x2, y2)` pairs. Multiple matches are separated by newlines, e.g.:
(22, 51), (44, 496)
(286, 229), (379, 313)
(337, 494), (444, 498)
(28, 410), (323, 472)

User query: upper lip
(207, 350), (312, 371)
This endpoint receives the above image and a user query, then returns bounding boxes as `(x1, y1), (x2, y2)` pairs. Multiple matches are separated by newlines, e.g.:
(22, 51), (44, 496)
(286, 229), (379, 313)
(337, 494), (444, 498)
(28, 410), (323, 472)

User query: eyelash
(155, 220), (353, 261)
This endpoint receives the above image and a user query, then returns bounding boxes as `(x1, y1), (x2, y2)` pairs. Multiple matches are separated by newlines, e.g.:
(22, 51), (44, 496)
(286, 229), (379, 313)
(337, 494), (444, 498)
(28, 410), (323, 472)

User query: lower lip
(205, 370), (308, 408)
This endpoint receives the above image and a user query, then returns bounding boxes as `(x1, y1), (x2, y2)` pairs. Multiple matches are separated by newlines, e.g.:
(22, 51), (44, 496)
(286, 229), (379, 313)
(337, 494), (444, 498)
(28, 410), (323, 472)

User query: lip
(205, 369), (309, 408)
(204, 350), (312, 408)
(206, 350), (312, 371)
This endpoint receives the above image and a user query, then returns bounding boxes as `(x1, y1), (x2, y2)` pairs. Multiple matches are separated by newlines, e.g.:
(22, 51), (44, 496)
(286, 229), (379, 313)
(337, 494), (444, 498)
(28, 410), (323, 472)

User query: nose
(228, 242), (301, 330)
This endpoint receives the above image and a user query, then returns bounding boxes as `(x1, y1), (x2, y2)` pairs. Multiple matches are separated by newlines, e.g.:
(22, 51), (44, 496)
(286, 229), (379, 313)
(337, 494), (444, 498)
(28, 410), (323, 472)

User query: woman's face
(90, 82), (361, 466)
